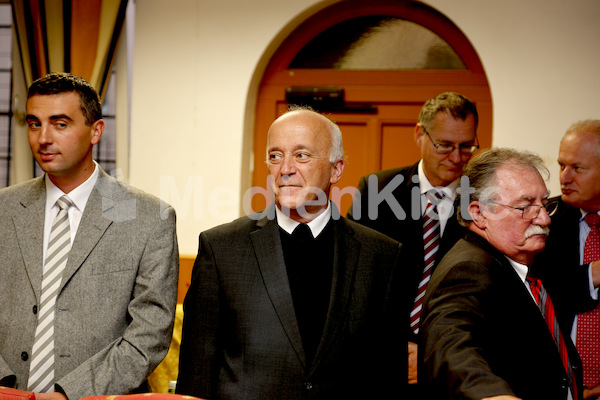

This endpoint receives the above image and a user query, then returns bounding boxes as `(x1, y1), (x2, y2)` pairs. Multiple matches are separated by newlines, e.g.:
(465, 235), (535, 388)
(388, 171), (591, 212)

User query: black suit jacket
(421, 232), (583, 400)
(531, 198), (598, 332)
(177, 206), (405, 400)
(347, 162), (466, 341)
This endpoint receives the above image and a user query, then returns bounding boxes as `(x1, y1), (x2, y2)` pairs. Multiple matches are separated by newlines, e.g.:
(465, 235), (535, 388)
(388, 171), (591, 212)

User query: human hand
(35, 392), (68, 400)
(591, 260), (600, 288)
(408, 341), (418, 384)
(584, 384), (600, 399)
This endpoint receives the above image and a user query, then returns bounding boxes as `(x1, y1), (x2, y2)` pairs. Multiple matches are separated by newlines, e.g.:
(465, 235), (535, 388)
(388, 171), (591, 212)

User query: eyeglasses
(423, 128), (479, 155)
(485, 200), (559, 219)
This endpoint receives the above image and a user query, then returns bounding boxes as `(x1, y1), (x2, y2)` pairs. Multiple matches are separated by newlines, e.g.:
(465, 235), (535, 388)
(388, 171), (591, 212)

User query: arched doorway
(250, 0), (492, 215)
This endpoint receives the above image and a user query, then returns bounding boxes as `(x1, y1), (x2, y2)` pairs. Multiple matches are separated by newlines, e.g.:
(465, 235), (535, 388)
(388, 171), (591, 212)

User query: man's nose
(280, 156), (296, 175)
(448, 147), (462, 163)
(535, 205), (552, 226)
(37, 125), (53, 144)
(560, 167), (573, 184)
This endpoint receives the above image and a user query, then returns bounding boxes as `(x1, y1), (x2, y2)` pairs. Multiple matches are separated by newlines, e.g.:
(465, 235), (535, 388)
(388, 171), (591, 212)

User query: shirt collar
(505, 255), (529, 284)
(417, 160), (459, 200)
(275, 202), (332, 238)
(45, 161), (99, 212)
(579, 209), (600, 221)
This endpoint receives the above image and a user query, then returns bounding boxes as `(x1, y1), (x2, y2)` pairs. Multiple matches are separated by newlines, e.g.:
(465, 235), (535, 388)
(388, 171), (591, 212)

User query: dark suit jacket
(421, 232), (583, 400)
(177, 206), (405, 400)
(347, 162), (466, 341)
(531, 198), (598, 332)
(0, 169), (179, 400)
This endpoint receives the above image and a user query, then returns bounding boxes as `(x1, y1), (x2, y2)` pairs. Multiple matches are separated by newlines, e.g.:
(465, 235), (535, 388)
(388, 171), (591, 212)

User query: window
(94, 67), (117, 174)
(0, 3), (11, 188)
(290, 16), (465, 70)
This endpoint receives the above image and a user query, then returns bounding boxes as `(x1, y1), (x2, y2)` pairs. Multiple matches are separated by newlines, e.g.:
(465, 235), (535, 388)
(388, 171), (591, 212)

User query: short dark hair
(457, 147), (548, 226)
(27, 72), (102, 126)
(418, 92), (479, 133)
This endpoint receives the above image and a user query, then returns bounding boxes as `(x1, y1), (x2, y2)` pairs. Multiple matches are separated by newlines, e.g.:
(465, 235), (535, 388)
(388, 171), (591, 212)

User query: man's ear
(330, 158), (345, 185)
(414, 124), (425, 145)
(90, 119), (105, 145)
(468, 201), (487, 229)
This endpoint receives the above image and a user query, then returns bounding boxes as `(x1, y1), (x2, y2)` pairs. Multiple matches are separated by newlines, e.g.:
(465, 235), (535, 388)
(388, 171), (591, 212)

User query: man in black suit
(347, 92), (479, 388)
(421, 148), (583, 400)
(177, 107), (404, 399)
(533, 120), (600, 399)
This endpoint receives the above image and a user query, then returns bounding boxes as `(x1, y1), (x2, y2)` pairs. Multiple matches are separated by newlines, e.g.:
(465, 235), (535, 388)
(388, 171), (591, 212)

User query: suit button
(32, 305), (38, 314)
(21, 352), (28, 361)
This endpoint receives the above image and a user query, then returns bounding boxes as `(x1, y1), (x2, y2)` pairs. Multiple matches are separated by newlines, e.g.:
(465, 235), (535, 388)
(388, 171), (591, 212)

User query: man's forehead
(431, 113), (477, 141)
(26, 92), (80, 110)
(495, 165), (547, 198)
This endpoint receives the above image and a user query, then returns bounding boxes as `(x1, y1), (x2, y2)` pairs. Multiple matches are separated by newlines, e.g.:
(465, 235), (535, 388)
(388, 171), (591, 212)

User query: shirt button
(32, 305), (38, 314)
(21, 352), (28, 361)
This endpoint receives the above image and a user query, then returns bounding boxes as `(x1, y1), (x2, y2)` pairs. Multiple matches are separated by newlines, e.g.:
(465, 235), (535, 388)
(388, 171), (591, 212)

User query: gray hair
(418, 92), (479, 133)
(457, 147), (548, 226)
(563, 119), (600, 158)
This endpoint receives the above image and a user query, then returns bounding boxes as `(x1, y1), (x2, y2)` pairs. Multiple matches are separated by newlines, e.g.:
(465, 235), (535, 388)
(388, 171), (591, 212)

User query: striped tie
(28, 195), (73, 393)
(528, 275), (577, 399)
(410, 190), (443, 334)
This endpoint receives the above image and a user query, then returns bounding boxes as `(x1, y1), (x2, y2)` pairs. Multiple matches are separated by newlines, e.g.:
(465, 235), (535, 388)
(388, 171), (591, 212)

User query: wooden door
(249, 1), (493, 216)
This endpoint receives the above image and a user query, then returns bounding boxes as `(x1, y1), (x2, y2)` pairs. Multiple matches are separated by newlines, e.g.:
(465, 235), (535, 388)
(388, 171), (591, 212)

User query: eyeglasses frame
(484, 199), (559, 220)
(422, 126), (479, 155)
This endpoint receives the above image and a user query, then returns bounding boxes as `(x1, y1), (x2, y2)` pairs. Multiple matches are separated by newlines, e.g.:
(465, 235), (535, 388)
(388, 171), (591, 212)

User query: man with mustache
(177, 106), (405, 400)
(533, 120), (600, 399)
(420, 148), (584, 400)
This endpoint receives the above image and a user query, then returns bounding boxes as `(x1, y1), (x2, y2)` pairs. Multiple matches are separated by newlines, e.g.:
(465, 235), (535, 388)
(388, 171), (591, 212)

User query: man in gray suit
(0, 73), (179, 400)
(177, 107), (405, 399)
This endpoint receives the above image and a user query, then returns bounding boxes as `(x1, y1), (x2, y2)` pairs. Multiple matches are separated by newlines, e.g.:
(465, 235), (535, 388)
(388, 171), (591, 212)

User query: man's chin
(560, 192), (580, 207)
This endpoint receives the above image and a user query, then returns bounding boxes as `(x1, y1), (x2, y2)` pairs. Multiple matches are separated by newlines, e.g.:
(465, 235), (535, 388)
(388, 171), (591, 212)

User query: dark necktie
(577, 213), (600, 388)
(410, 190), (443, 334)
(527, 274), (577, 398)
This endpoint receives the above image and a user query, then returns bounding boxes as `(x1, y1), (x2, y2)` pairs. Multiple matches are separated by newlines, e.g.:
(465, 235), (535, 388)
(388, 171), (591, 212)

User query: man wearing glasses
(421, 148), (583, 400)
(347, 92), (478, 394)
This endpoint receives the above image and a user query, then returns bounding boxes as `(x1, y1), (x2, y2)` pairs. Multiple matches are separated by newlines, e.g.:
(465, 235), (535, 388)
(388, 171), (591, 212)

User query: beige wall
(129, 0), (600, 256)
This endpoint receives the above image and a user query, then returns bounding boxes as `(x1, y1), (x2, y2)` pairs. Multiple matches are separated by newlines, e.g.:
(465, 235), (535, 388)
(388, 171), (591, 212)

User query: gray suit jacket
(177, 206), (405, 400)
(0, 169), (179, 400)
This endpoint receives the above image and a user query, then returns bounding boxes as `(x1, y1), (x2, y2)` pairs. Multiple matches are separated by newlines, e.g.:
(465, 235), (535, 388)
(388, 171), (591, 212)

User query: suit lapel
(14, 178), (47, 299)
(60, 172), (114, 292)
(251, 212), (307, 367)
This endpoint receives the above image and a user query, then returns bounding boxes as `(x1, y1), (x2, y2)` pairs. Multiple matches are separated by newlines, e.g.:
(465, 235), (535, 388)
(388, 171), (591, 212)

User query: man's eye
(268, 153), (282, 162)
(296, 153), (310, 161)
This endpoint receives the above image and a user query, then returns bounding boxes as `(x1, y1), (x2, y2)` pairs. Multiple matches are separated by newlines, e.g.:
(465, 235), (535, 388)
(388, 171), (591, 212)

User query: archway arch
(247, 0), (492, 215)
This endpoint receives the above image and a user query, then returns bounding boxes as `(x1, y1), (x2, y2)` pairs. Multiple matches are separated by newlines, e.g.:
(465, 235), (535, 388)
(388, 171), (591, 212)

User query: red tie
(410, 191), (442, 334)
(577, 213), (600, 389)
(528, 274), (577, 398)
